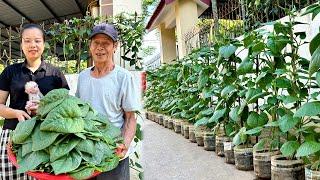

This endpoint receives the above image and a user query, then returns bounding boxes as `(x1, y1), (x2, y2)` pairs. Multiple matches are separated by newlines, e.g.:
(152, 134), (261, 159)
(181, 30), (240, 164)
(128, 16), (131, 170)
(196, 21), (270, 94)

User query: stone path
(141, 120), (256, 180)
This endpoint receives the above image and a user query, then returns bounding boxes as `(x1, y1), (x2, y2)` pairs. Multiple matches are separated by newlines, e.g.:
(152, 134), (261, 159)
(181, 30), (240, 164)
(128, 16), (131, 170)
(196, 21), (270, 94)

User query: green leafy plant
(11, 89), (122, 179)
(114, 13), (145, 69)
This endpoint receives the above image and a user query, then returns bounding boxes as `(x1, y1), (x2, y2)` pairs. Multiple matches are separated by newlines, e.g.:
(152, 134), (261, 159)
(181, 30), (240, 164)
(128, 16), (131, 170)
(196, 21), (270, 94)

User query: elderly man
(76, 23), (140, 180)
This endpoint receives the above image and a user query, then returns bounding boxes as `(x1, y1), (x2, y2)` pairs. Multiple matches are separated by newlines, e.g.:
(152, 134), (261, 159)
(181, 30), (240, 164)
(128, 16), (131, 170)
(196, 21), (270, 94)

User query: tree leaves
(280, 141), (300, 157)
(245, 88), (267, 104)
(209, 108), (227, 123)
(296, 141), (320, 157)
(219, 45), (237, 59)
(221, 85), (237, 98)
(310, 33), (320, 56)
(237, 58), (253, 75)
(232, 127), (247, 146)
(309, 46), (320, 76)
(294, 101), (320, 117)
(247, 112), (268, 128)
(278, 114), (300, 133)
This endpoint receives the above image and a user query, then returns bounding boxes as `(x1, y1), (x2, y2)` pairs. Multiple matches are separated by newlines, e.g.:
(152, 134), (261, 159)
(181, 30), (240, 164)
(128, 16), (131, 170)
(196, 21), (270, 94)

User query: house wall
(236, 11), (320, 61)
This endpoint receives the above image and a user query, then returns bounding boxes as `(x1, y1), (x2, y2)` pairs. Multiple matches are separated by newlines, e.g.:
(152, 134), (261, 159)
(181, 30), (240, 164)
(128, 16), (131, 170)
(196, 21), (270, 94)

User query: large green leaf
(221, 85), (237, 98)
(17, 150), (49, 173)
(309, 46), (320, 76)
(309, 33), (320, 55)
(252, 41), (265, 53)
(194, 117), (209, 127)
(247, 112), (268, 128)
(229, 106), (240, 122)
(267, 36), (290, 56)
(200, 108), (214, 116)
(49, 138), (80, 162)
(280, 141), (300, 157)
(100, 123), (122, 142)
(245, 127), (263, 135)
(296, 141), (320, 157)
(41, 117), (85, 134)
(316, 71), (320, 87)
(254, 138), (269, 151)
(302, 3), (320, 20)
(294, 101), (320, 117)
(40, 97), (84, 133)
(38, 89), (69, 117)
(243, 34), (255, 48)
(225, 123), (235, 136)
(21, 141), (33, 157)
(233, 132), (241, 146)
(32, 125), (60, 151)
(245, 88), (267, 104)
(280, 95), (299, 104)
(12, 117), (37, 144)
(46, 97), (83, 119)
(69, 167), (95, 180)
(198, 71), (209, 88)
(219, 45), (237, 59)
(237, 58), (253, 75)
(274, 22), (290, 35)
(278, 114), (300, 133)
(90, 141), (113, 165)
(275, 77), (291, 88)
(51, 150), (82, 175)
(232, 127), (247, 146)
(96, 156), (119, 172)
(208, 108), (227, 123)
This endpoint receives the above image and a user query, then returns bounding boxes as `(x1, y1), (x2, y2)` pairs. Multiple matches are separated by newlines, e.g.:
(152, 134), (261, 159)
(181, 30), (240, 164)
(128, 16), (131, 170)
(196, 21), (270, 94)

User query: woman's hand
(25, 100), (39, 116)
(13, 109), (31, 121)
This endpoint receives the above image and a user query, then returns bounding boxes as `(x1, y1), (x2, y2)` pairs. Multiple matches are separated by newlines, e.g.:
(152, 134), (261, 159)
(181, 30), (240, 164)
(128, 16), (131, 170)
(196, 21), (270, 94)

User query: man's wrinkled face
(90, 34), (118, 63)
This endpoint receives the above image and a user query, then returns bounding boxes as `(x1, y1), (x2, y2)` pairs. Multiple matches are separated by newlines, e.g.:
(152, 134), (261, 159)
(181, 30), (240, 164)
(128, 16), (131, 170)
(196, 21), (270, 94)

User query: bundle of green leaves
(11, 89), (123, 179)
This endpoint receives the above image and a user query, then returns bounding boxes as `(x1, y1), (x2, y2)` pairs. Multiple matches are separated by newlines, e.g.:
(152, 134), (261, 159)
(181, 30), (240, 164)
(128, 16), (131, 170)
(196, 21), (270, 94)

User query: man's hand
(14, 109), (31, 121)
(25, 100), (39, 115)
(115, 144), (128, 159)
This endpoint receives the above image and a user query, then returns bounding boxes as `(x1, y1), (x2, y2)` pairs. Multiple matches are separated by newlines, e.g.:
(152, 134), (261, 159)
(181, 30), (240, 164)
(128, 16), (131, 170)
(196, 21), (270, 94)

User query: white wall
(236, 10), (320, 60)
(113, 0), (142, 15)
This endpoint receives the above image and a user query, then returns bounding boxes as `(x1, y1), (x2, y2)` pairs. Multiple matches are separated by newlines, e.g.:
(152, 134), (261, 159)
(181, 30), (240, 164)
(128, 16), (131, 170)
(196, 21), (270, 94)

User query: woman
(0, 23), (69, 179)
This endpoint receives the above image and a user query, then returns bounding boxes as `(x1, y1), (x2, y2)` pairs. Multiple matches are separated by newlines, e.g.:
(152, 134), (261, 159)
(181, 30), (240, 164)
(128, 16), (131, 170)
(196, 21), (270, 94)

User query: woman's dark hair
(21, 23), (46, 41)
